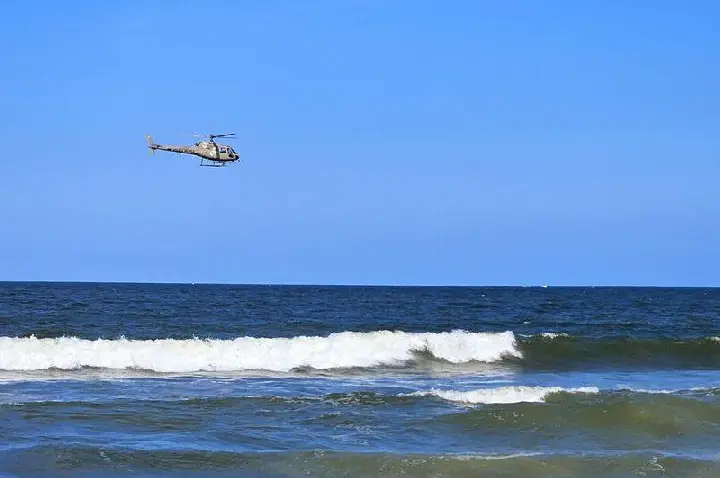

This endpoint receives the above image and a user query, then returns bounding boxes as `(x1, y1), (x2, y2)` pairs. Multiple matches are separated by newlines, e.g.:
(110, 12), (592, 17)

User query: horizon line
(0, 279), (717, 289)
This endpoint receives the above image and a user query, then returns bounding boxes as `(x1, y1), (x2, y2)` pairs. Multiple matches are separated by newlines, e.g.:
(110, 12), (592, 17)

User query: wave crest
(0, 330), (520, 373)
(410, 386), (599, 404)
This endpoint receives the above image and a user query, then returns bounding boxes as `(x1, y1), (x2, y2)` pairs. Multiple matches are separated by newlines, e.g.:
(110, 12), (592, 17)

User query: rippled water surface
(1, 283), (719, 477)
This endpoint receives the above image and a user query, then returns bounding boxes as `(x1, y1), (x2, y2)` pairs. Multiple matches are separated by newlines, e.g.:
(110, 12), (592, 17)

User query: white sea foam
(0, 330), (521, 373)
(623, 386), (717, 395)
(540, 332), (570, 339)
(410, 385), (599, 404)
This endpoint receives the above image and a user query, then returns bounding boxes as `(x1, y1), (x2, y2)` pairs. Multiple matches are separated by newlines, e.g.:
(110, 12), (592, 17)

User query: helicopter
(145, 133), (241, 167)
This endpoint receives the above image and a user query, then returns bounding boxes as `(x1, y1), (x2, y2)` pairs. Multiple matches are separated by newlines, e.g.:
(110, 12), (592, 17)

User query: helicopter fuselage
(191, 141), (239, 161)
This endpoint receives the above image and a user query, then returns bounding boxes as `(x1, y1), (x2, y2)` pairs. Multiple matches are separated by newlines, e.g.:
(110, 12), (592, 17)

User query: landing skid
(199, 158), (227, 167)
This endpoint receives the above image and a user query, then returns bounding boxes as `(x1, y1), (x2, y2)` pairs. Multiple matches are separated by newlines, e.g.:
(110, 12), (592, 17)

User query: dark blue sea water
(1, 283), (720, 477)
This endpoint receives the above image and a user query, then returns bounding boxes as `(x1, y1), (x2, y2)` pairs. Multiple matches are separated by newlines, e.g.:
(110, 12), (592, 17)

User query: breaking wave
(409, 386), (599, 404)
(2, 330), (720, 373)
(0, 330), (519, 372)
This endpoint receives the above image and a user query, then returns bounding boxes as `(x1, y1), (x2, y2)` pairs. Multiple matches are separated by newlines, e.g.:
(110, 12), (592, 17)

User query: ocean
(1, 282), (719, 477)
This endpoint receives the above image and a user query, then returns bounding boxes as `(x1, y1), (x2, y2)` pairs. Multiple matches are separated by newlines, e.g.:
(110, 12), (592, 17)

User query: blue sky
(1, 0), (718, 286)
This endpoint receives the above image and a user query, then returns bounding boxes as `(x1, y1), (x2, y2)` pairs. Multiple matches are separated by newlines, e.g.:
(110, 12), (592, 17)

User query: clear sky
(1, 0), (718, 286)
